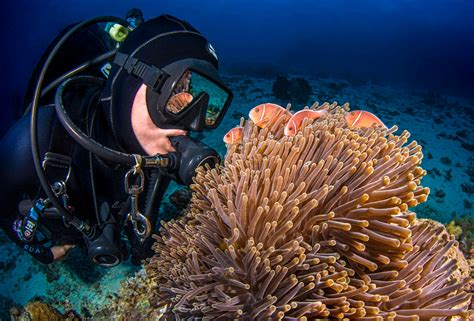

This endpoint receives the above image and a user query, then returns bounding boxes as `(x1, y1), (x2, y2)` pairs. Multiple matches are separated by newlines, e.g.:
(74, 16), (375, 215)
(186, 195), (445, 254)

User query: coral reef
(272, 76), (291, 101)
(10, 301), (68, 321)
(450, 215), (474, 256)
(1, 295), (16, 320)
(106, 270), (167, 319)
(12, 298), (96, 320)
(461, 182), (474, 196)
(446, 220), (463, 239)
(288, 77), (312, 104)
(272, 76), (312, 104)
(111, 103), (472, 319)
(313, 79), (351, 104)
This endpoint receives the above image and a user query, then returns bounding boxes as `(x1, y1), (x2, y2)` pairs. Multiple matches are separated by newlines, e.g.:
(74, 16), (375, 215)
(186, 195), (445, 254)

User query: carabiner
(132, 212), (151, 241)
(124, 168), (145, 194)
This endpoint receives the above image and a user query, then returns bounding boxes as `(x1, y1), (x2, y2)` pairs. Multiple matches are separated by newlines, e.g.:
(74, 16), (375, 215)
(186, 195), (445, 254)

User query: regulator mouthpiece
(168, 135), (220, 185)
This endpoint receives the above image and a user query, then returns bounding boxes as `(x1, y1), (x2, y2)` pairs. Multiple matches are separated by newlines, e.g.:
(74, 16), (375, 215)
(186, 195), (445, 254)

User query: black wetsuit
(0, 78), (169, 264)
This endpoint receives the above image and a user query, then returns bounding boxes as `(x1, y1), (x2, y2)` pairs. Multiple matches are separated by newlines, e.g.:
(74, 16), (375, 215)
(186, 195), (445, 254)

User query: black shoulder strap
(42, 105), (74, 188)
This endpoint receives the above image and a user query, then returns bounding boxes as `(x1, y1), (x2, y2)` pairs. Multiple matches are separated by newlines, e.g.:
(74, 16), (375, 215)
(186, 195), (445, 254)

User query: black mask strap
(114, 52), (170, 93)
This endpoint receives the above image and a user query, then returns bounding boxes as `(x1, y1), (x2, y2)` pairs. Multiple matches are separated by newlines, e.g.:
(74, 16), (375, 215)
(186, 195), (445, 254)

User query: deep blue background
(2, 0), (473, 135)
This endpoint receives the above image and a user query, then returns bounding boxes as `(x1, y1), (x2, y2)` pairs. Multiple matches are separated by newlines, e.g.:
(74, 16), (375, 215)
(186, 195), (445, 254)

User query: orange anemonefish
(223, 126), (244, 144)
(345, 110), (387, 129)
(166, 92), (193, 113)
(284, 109), (327, 136)
(248, 103), (291, 128)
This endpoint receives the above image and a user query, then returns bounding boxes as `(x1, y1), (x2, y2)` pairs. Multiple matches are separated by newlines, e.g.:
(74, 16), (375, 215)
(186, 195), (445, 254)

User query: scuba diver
(0, 10), (233, 266)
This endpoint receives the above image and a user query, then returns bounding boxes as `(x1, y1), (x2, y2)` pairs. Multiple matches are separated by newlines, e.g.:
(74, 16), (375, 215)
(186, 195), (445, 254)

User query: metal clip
(124, 159), (151, 242)
(132, 154), (143, 175)
(52, 180), (67, 197)
(127, 190), (151, 240)
(50, 180), (72, 227)
(124, 168), (145, 194)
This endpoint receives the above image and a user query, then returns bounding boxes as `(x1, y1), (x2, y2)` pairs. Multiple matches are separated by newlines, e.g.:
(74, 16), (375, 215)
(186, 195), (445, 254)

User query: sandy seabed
(0, 73), (472, 317)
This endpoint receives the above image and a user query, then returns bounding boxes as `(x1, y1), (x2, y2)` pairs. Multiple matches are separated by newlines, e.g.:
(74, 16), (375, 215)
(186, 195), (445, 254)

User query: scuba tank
(22, 23), (116, 113)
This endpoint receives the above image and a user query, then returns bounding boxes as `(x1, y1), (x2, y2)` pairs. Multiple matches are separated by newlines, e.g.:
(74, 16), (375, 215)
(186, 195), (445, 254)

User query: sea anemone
(114, 102), (472, 320)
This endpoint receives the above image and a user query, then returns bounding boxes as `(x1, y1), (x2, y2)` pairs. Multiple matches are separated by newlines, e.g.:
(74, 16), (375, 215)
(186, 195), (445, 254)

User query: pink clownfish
(223, 126), (244, 144)
(166, 92), (193, 113)
(248, 103), (291, 128)
(284, 109), (327, 136)
(345, 110), (387, 129)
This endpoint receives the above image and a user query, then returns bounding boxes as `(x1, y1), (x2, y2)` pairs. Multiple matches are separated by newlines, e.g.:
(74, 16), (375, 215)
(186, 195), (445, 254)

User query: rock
(0, 295), (16, 321)
(0, 260), (15, 273)
(456, 130), (468, 139)
(23, 272), (32, 282)
(326, 81), (349, 92)
(461, 183), (474, 196)
(443, 169), (452, 181)
(464, 199), (472, 209)
(429, 167), (442, 177)
(272, 76), (312, 104)
(440, 156), (452, 165)
(169, 188), (193, 210)
(434, 188), (446, 200)
(461, 142), (474, 152)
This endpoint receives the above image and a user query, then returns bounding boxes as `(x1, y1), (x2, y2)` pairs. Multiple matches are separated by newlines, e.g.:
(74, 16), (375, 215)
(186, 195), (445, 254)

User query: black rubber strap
(114, 52), (170, 92)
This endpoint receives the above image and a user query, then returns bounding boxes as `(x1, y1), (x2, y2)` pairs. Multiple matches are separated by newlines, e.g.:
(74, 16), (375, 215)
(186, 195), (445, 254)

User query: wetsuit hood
(101, 14), (219, 154)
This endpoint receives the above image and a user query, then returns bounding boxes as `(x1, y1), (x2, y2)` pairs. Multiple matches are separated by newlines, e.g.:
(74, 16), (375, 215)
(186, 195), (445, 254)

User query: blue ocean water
(2, 0), (474, 134)
(1, 0), (473, 318)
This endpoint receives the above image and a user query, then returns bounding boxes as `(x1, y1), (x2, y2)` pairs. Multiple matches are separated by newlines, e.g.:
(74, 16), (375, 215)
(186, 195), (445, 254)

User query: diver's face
(131, 84), (187, 155)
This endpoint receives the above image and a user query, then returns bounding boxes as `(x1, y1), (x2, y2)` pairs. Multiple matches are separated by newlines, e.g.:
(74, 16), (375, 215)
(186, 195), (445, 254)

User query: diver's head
(102, 14), (233, 155)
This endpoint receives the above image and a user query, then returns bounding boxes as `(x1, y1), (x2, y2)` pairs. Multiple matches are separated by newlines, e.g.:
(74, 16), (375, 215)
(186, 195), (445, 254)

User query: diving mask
(145, 57), (233, 132)
(164, 69), (232, 129)
(113, 51), (233, 132)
